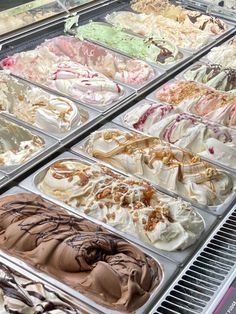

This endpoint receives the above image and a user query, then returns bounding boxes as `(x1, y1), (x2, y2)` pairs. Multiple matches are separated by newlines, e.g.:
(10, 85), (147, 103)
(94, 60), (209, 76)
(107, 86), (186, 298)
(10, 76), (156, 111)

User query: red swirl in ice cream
(41, 36), (155, 85)
(124, 101), (236, 169)
(0, 46), (124, 107)
(155, 80), (236, 128)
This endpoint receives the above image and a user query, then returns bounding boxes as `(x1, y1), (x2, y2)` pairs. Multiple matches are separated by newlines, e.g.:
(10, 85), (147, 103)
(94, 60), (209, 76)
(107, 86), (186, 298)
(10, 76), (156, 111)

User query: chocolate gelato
(0, 193), (161, 312)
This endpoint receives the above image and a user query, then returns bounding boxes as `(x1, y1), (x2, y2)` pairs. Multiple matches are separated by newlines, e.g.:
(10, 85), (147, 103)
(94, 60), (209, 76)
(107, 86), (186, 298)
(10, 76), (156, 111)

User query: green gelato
(75, 21), (180, 64)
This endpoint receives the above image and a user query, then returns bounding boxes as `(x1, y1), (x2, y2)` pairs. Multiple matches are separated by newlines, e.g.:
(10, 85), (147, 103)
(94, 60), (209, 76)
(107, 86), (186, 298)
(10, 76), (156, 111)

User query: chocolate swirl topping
(0, 263), (83, 313)
(0, 193), (161, 312)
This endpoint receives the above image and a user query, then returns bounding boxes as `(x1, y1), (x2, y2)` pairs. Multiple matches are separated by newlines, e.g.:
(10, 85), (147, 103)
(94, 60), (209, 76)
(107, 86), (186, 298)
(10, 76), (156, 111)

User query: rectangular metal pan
(0, 18), (147, 113)
(71, 122), (236, 216)
(101, 0), (236, 54)
(113, 97), (236, 176)
(20, 151), (217, 265)
(200, 34), (236, 65)
(0, 72), (101, 144)
(147, 77), (236, 130)
(73, 18), (192, 72)
(0, 184), (178, 314)
(0, 114), (58, 176)
(0, 250), (100, 314)
(91, 4), (215, 56)
(182, 0), (236, 23)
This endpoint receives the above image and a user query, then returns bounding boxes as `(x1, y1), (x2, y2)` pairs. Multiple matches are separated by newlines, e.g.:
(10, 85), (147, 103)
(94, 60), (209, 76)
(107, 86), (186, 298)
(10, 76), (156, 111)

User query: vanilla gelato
(106, 11), (210, 50)
(0, 117), (44, 166)
(38, 159), (205, 251)
(84, 128), (234, 206)
(124, 101), (236, 169)
(0, 72), (82, 133)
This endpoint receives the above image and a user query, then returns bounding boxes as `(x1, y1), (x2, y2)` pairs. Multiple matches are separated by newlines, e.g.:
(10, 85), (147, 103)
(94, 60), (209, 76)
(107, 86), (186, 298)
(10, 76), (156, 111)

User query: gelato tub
(130, 0), (228, 35)
(0, 71), (100, 142)
(72, 123), (236, 211)
(20, 152), (217, 264)
(0, 189), (166, 313)
(150, 80), (236, 129)
(39, 35), (157, 88)
(0, 259), (95, 314)
(115, 99), (236, 172)
(0, 115), (57, 176)
(105, 10), (211, 50)
(206, 36), (236, 69)
(182, 62), (236, 94)
(72, 21), (184, 66)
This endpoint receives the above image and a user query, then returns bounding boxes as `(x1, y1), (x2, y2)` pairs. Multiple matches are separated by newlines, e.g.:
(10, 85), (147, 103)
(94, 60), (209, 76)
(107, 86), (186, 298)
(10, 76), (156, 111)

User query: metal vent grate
(151, 205), (236, 314)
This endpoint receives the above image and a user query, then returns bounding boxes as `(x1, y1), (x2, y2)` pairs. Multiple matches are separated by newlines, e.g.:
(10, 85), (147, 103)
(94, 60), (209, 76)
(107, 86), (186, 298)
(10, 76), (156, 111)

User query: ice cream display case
(0, 0), (235, 313)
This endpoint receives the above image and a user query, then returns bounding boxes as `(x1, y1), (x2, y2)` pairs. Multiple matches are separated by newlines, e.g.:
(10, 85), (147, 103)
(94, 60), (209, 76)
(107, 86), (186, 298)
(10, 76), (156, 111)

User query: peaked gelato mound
(183, 63), (236, 94)
(0, 47), (124, 107)
(41, 36), (155, 85)
(155, 80), (236, 128)
(84, 129), (234, 206)
(207, 38), (236, 69)
(0, 71), (82, 133)
(124, 101), (236, 169)
(0, 263), (83, 313)
(38, 159), (205, 251)
(106, 11), (210, 50)
(0, 117), (44, 166)
(75, 22), (181, 65)
(0, 193), (161, 312)
(131, 0), (227, 35)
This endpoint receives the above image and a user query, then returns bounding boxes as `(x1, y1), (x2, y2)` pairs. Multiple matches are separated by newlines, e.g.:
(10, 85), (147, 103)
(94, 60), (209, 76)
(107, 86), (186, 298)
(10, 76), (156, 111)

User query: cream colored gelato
(131, 0), (227, 35)
(207, 39), (236, 69)
(0, 118), (44, 166)
(0, 47), (124, 107)
(155, 80), (236, 128)
(124, 101), (236, 169)
(106, 11), (210, 50)
(0, 72), (82, 133)
(84, 129), (234, 206)
(38, 159), (205, 251)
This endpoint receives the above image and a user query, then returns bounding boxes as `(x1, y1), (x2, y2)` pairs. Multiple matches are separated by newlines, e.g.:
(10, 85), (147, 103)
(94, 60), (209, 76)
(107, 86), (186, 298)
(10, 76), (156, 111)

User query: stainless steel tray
(71, 122), (236, 216)
(0, 251), (100, 314)
(0, 114), (58, 176)
(175, 59), (236, 94)
(0, 21), (137, 113)
(202, 34), (236, 65)
(182, 0), (236, 23)
(146, 78), (236, 130)
(73, 20), (192, 72)
(20, 151), (218, 265)
(0, 185), (178, 314)
(113, 98), (236, 176)
(96, 5), (216, 55)
(0, 72), (101, 144)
